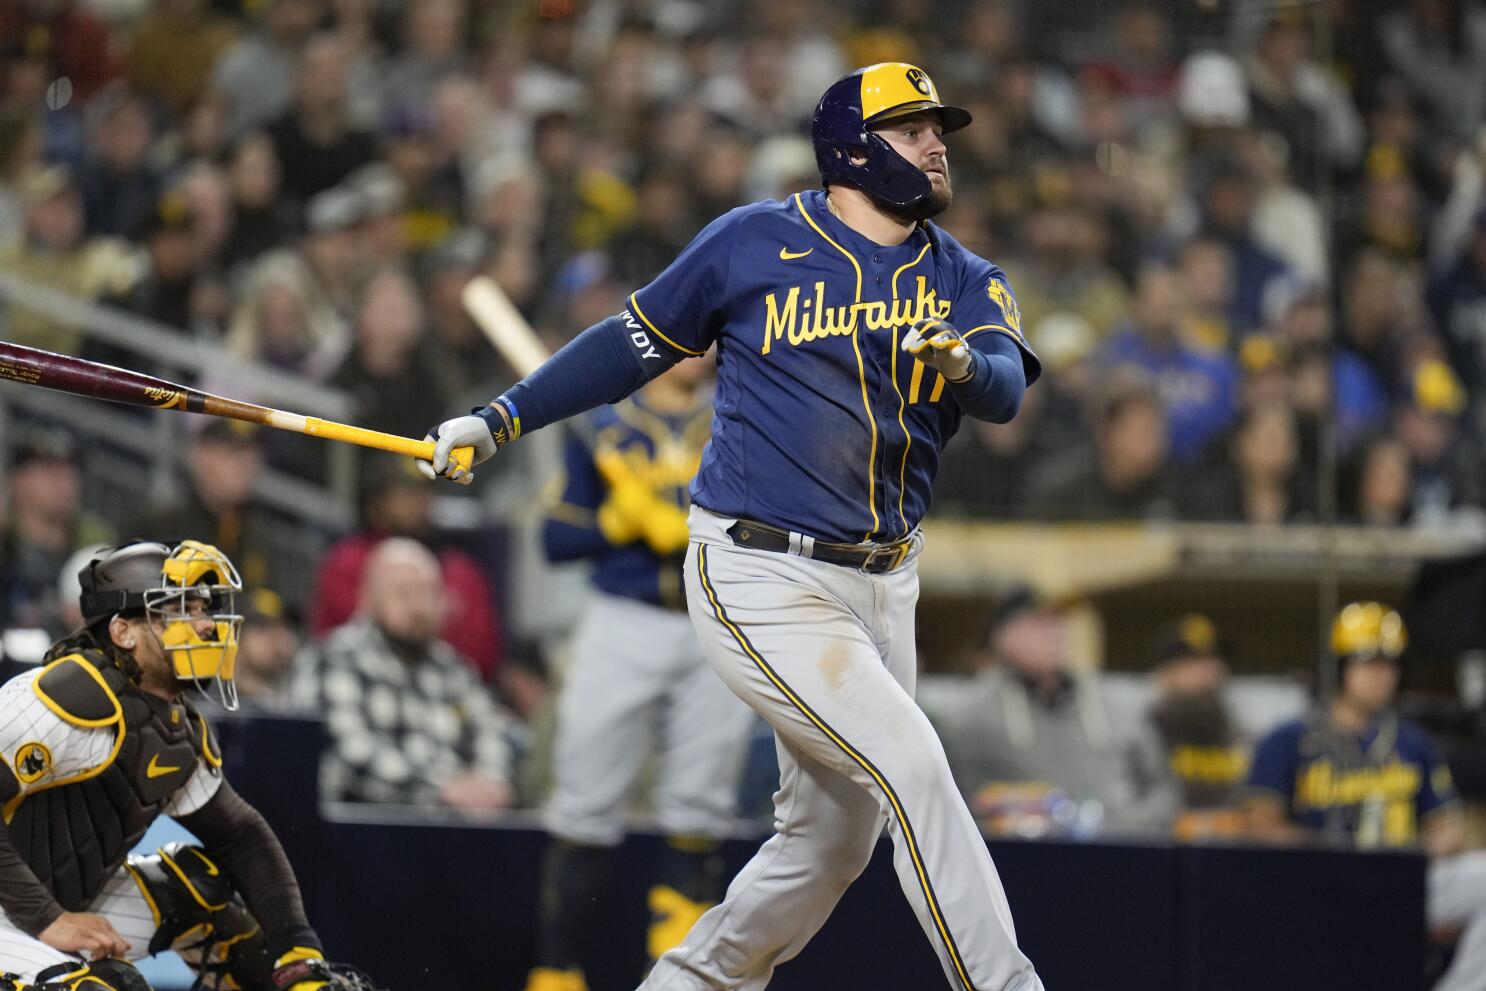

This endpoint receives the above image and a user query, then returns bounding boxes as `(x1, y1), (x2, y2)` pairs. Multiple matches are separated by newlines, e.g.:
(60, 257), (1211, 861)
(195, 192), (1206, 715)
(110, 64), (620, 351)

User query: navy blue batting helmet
(812, 62), (972, 211)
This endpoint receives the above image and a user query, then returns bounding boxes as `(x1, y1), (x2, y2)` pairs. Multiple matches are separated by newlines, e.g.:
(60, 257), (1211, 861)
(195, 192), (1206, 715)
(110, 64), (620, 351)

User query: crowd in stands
(3, 0), (1486, 842)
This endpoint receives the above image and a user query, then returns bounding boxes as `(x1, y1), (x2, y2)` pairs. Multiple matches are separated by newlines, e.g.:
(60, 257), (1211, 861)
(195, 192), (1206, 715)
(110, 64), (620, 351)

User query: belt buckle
(861, 541), (908, 575)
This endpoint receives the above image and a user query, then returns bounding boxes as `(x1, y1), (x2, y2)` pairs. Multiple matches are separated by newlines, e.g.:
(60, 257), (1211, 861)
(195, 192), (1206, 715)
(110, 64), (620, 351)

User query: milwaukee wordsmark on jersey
(627, 188), (1037, 543)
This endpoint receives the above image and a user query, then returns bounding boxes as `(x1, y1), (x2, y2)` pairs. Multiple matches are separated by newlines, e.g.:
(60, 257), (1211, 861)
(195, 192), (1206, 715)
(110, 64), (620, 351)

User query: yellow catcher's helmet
(1330, 601), (1407, 662)
(79, 539), (245, 709)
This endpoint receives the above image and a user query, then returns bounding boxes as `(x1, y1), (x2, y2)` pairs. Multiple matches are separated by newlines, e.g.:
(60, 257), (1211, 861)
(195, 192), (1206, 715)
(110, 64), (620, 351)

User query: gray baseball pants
(640, 508), (1042, 991)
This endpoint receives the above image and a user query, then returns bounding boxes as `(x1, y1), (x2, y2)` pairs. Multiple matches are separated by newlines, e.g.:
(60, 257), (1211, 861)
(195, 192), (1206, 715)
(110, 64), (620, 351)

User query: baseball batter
(526, 361), (755, 991)
(0, 540), (375, 991)
(423, 63), (1044, 991)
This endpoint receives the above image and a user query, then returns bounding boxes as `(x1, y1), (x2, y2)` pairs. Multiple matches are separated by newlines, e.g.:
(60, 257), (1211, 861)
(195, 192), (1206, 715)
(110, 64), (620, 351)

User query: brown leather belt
(725, 519), (913, 574)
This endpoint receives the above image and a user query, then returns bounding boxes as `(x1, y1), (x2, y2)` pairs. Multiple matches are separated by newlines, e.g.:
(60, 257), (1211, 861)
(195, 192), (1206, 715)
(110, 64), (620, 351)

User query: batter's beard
(874, 175), (953, 223)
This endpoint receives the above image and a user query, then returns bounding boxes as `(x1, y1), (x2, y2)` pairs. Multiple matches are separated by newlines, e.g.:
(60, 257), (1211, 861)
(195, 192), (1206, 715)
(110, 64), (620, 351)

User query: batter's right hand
(417, 414), (499, 485)
(38, 912), (131, 959)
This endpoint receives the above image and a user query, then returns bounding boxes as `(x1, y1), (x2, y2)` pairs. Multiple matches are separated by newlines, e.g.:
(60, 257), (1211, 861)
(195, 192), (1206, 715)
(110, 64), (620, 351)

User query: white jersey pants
(545, 591), (756, 847)
(642, 508), (1042, 991)
(0, 865), (160, 982)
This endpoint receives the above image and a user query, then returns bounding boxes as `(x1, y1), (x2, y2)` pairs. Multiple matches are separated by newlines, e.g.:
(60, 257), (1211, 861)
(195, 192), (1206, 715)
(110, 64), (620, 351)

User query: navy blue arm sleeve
(496, 313), (679, 436)
(946, 332), (1027, 423)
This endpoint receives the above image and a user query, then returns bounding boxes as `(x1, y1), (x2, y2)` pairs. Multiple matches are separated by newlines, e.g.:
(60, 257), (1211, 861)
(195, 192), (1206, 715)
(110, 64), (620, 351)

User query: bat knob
(449, 446), (475, 474)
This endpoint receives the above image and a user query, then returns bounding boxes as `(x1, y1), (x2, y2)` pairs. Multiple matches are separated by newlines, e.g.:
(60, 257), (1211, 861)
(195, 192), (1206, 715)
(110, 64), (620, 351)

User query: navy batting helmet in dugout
(812, 62), (972, 212)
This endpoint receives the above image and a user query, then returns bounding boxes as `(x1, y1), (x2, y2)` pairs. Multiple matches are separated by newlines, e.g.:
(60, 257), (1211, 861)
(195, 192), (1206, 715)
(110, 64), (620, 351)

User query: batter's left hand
(417, 414), (499, 485)
(902, 318), (974, 383)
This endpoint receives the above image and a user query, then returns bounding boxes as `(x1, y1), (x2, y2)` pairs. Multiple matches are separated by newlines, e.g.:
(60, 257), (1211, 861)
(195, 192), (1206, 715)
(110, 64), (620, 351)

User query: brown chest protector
(4, 651), (218, 911)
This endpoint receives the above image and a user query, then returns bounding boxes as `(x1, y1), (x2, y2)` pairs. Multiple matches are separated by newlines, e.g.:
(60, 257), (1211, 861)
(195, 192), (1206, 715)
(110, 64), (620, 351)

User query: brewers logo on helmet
(812, 62), (971, 212)
(1330, 601), (1407, 662)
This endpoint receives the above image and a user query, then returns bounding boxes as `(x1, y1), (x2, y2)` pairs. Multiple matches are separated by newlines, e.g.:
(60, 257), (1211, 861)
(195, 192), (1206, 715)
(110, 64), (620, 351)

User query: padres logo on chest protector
(3, 650), (216, 912)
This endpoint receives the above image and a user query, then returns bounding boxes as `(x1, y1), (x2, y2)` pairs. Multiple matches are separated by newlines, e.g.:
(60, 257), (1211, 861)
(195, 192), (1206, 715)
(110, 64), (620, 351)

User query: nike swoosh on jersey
(146, 754), (182, 778)
(779, 247), (813, 260)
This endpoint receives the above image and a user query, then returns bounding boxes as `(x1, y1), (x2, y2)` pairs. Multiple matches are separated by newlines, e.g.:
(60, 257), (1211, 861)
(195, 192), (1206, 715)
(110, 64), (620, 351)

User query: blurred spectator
(1337, 171), (1427, 269)
(129, 420), (280, 597)
(376, 0), (469, 119)
(329, 266), (444, 438)
(219, 131), (298, 275)
(0, 431), (114, 634)
(291, 537), (515, 810)
(1342, 432), (1415, 526)
(607, 167), (692, 287)
(1340, 249), (1412, 388)
(1242, 14), (1363, 183)
(421, 230), (509, 398)
(299, 184), (368, 317)
(268, 34), (378, 208)
(1101, 264), (1238, 463)
(309, 455), (504, 681)
(77, 86), (160, 239)
(936, 328), (1094, 519)
(1024, 377), (1177, 521)
(1428, 207), (1486, 396)
(934, 387), (1052, 520)
(1003, 201), (1130, 340)
(1184, 402), (1314, 524)
(345, 163), (409, 265)
(1080, 2), (1179, 132)
(376, 112), (462, 256)
(1243, 129), (1329, 288)
(0, 165), (136, 355)
(0, 107), (41, 245)
(1128, 615), (1250, 841)
(97, 186), (210, 338)
(701, 34), (810, 141)
(223, 250), (348, 379)
(1195, 156), (1293, 333)
(1270, 279), (1389, 451)
(1392, 359), (1486, 529)
(1245, 601), (1486, 991)
(124, 0), (239, 115)
(0, 0), (121, 108)
(212, 0), (324, 138)
(230, 588), (303, 709)
(921, 586), (1177, 837)
(1176, 236), (1235, 351)
(1380, 0), (1486, 142)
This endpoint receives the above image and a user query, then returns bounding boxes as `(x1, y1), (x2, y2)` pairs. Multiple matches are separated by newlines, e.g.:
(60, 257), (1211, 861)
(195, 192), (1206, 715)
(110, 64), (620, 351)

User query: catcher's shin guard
(30, 960), (153, 991)
(126, 843), (273, 990)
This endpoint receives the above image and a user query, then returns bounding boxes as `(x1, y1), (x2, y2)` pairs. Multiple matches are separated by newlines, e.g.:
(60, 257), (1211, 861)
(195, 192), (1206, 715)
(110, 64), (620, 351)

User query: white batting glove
(416, 414), (499, 485)
(901, 318), (974, 383)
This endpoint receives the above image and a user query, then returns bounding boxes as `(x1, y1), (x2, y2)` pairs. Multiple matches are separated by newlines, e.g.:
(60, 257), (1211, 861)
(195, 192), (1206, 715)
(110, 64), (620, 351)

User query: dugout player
(1245, 602), (1486, 991)
(0, 540), (374, 991)
(423, 62), (1044, 990)
(525, 359), (754, 991)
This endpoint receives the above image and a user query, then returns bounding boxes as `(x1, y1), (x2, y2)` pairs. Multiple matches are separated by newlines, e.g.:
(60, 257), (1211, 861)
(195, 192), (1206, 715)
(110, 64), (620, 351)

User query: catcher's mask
(79, 540), (245, 710)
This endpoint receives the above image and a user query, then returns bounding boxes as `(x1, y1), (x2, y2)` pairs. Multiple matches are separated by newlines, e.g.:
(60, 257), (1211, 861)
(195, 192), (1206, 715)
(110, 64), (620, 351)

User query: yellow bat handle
(287, 416), (474, 474)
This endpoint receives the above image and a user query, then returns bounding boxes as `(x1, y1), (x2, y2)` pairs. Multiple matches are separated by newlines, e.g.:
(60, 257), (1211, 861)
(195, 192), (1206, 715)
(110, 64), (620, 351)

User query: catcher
(0, 540), (376, 991)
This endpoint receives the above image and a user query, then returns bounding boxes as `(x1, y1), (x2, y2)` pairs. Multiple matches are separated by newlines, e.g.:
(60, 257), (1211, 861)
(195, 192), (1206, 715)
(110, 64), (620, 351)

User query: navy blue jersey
(625, 188), (1038, 543)
(542, 394), (710, 607)
(1247, 712), (1459, 849)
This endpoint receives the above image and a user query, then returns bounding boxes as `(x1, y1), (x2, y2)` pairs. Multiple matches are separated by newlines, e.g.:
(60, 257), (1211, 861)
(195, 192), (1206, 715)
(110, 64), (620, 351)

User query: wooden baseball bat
(0, 342), (473, 473)
(461, 275), (549, 379)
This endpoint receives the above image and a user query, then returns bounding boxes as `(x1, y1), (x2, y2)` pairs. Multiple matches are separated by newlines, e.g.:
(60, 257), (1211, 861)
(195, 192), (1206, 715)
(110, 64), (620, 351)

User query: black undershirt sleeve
(174, 780), (321, 956)
(0, 823), (64, 936)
